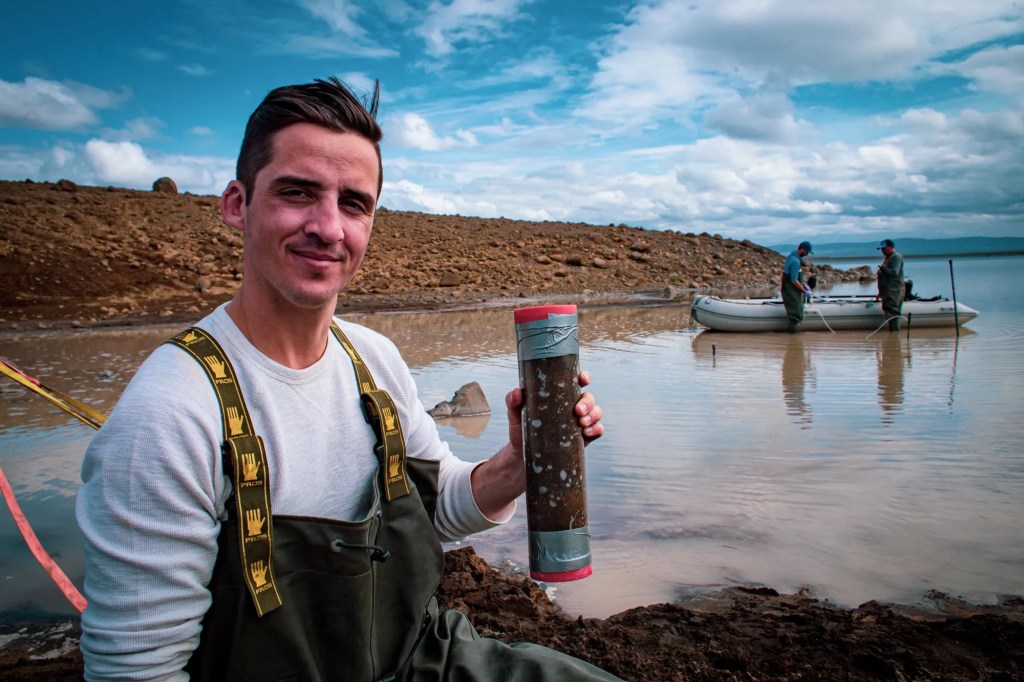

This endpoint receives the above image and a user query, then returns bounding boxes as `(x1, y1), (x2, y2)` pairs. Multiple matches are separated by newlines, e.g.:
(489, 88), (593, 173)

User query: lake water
(2, 255), (1022, 620)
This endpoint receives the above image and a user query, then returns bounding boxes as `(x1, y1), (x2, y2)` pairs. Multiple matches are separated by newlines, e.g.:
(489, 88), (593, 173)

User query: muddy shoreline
(2, 547), (1023, 681)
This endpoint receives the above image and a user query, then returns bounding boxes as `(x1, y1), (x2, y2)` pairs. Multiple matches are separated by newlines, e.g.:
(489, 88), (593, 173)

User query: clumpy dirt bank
(2, 548), (1022, 681)
(0, 179), (869, 330)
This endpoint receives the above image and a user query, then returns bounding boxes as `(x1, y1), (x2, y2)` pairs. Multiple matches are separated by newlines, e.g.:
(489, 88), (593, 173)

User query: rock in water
(428, 381), (491, 418)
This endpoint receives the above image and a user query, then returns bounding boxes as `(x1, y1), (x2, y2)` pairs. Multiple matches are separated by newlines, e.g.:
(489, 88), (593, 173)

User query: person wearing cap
(876, 238), (905, 331)
(781, 241), (815, 333)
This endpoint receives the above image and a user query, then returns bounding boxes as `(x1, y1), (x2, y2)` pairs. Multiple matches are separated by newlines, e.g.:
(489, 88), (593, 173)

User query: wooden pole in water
(948, 259), (960, 337)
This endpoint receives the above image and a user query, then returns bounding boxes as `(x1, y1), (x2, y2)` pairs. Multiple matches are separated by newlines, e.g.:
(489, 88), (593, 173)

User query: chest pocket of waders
(167, 323), (413, 617)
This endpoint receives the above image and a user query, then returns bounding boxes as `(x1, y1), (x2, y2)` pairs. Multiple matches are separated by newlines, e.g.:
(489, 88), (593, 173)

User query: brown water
(2, 256), (1023, 619)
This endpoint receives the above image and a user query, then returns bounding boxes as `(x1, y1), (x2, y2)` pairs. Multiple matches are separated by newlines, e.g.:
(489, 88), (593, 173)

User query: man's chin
(284, 285), (344, 311)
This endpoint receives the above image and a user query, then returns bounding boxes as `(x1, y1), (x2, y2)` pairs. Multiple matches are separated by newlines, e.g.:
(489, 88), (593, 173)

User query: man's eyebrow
(340, 187), (375, 209)
(269, 175), (322, 190)
(270, 175), (374, 207)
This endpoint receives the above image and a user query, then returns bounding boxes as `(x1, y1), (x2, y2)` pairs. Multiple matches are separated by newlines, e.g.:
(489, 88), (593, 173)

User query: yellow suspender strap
(330, 322), (411, 502)
(167, 328), (283, 617)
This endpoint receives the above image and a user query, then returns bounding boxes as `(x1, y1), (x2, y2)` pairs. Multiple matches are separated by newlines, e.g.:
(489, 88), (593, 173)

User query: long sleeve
(76, 346), (226, 681)
(76, 306), (512, 679)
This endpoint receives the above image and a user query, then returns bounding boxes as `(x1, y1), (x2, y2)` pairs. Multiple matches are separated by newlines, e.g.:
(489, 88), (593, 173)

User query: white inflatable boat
(691, 294), (979, 332)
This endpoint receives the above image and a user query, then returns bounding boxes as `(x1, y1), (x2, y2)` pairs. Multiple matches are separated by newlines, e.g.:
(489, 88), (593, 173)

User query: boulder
(152, 177), (178, 193)
(427, 381), (492, 418)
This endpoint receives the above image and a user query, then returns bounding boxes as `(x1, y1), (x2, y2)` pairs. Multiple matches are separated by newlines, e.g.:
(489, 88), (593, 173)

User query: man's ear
(220, 180), (246, 232)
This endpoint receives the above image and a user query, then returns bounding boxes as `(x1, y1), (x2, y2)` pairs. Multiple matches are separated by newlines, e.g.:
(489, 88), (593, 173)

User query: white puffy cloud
(857, 144), (908, 171)
(101, 117), (165, 142)
(382, 178), (462, 214)
(82, 139), (233, 194)
(575, 44), (714, 124)
(0, 77), (125, 131)
(578, 0), (1024, 130)
(703, 95), (813, 143)
(415, 0), (533, 57)
(282, 0), (399, 57)
(298, 0), (368, 39)
(386, 113), (478, 151)
(898, 108), (949, 133)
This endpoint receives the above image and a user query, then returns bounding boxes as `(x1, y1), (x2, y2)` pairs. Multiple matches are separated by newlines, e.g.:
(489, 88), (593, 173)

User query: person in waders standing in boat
(876, 238), (906, 331)
(75, 77), (621, 682)
(782, 241), (815, 333)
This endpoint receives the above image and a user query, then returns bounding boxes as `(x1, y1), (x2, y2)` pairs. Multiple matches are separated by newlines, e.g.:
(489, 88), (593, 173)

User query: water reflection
(434, 414), (491, 439)
(782, 338), (814, 426)
(690, 326), (970, 428)
(876, 334), (906, 424)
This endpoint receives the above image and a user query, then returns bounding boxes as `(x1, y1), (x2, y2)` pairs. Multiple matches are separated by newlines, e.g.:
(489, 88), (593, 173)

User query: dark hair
(236, 77), (383, 203)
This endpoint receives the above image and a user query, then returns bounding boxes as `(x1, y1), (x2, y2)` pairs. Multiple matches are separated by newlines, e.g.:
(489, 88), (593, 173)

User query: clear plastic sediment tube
(513, 305), (592, 582)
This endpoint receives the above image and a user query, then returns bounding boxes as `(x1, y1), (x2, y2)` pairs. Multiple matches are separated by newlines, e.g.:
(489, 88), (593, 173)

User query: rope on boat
(806, 307), (837, 333)
(865, 315), (907, 340)
(1, 358), (105, 614)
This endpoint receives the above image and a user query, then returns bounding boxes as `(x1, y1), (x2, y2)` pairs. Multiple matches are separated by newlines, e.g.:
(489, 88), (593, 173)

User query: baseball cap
(877, 239), (895, 250)
(798, 241), (813, 254)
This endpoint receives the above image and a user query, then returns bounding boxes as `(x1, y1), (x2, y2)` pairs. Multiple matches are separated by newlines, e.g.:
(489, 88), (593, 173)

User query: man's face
(221, 122), (379, 313)
(881, 245), (894, 257)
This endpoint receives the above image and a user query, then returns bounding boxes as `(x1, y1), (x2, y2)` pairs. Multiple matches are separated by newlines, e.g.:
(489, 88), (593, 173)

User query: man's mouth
(291, 246), (343, 264)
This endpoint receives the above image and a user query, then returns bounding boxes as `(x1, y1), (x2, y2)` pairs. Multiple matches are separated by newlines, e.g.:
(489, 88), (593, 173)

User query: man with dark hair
(876, 238), (905, 331)
(781, 241), (815, 333)
(76, 77), (619, 681)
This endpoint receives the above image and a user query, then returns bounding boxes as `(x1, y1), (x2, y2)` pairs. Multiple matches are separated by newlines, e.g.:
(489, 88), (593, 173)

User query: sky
(1, 0), (1022, 247)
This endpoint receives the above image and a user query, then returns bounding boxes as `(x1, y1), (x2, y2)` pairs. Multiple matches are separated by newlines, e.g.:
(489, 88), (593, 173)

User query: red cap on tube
(530, 565), (593, 583)
(513, 305), (577, 324)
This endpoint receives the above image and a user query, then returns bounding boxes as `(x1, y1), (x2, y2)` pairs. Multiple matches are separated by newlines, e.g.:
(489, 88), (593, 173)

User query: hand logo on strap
(227, 406), (245, 436)
(203, 355), (227, 379)
(245, 508), (266, 537)
(382, 406), (396, 432)
(250, 560), (268, 587)
(241, 451), (261, 482)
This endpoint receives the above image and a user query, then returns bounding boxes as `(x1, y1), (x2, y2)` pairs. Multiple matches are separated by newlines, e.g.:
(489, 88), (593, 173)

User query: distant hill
(770, 237), (1024, 260)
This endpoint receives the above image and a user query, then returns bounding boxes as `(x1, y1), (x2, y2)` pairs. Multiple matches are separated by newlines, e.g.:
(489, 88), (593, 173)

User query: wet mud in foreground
(2, 547), (1022, 681)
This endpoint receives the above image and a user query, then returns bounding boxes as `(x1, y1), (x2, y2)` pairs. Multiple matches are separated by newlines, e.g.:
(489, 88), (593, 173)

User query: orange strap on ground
(1, 358), (101, 613)
(0, 464), (88, 613)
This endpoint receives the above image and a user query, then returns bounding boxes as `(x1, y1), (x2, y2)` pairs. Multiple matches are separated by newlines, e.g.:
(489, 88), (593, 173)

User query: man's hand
(504, 370), (604, 448)
(574, 370), (604, 443)
(472, 370), (605, 519)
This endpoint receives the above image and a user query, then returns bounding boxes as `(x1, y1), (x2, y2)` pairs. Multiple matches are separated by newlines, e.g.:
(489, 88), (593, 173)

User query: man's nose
(304, 201), (345, 242)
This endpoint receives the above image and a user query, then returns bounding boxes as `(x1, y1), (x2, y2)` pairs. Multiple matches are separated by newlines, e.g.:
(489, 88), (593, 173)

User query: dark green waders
(171, 326), (622, 682)
(879, 282), (905, 332)
(781, 274), (806, 333)
(878, 253), (906, 332)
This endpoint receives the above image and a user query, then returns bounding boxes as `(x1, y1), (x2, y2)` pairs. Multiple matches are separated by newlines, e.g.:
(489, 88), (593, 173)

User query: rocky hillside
(0, 179), (867, 329)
